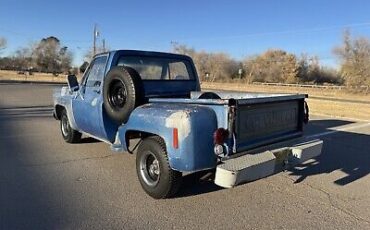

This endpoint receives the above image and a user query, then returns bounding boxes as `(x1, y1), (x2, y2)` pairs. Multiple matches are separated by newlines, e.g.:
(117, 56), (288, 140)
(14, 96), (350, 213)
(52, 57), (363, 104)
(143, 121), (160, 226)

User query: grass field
(1, 70), (369, 120)
(0, 70), (69, 83)
(201, 82), (370, 102)
(306, 98), (370, 120)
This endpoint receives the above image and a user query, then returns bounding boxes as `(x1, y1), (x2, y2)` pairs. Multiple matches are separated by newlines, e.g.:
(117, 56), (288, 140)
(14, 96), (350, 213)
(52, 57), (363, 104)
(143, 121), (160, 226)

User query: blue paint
(117, 103), (218, 171)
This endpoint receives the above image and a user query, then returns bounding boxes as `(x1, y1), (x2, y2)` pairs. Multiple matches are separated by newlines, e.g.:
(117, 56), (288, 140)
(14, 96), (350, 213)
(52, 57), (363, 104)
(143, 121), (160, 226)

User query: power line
(93, 24), (97, 56)
(0, 27), (90, 44)
(179, 22), (370, 42)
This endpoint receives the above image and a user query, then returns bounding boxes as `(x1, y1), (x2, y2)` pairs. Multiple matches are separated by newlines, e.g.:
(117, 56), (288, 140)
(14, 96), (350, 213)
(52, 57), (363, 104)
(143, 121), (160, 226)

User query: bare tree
(171, 43), (196, 57)
(14, 47), (33, 70)
(207, 53), (238, 82)
(171, 43), (239, 82)
(243, 49), (300, 83)
(33, 36), (73, 73)
(334, 30), (370, 87)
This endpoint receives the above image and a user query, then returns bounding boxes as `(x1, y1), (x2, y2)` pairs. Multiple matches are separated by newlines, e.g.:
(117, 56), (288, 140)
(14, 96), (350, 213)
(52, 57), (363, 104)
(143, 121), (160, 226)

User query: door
(72, 55), (108, 140)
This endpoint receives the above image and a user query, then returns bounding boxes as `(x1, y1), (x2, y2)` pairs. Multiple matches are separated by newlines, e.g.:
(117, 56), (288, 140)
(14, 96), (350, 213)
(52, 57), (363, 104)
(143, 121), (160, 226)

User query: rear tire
(60, 110), (81, 143)
(136, 136), (182, 199)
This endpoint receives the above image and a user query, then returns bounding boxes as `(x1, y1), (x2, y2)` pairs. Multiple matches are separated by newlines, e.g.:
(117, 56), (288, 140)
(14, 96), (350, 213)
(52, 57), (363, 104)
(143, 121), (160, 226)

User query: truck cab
(53, 50), (322, 199)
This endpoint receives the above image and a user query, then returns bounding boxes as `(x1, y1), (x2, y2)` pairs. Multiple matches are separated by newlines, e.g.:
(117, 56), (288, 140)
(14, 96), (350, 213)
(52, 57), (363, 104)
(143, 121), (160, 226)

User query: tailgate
(234, 94), (306, 152)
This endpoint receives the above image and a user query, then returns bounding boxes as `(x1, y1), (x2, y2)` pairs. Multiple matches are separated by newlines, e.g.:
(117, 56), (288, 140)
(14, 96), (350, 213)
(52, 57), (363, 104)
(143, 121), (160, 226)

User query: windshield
(117, 56), (194, 80)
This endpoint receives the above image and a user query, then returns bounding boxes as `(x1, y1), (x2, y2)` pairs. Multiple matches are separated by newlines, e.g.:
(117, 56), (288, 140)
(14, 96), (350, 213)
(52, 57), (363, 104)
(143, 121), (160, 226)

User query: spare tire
(103, 66), (144, 124)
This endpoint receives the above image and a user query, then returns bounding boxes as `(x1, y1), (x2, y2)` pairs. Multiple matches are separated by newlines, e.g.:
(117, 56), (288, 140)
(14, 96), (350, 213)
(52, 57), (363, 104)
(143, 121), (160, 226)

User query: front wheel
(136, 136), (182, 199)
(60, 110), (82, 143)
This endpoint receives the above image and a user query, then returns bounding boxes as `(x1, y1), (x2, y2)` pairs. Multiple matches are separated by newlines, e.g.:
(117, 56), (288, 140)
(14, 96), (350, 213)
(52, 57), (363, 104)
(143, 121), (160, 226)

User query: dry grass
(307, 98), (370, 121)
(201, 82), (370, 102)
(0, 70), (68, 83)
(202, 82), (370, 120)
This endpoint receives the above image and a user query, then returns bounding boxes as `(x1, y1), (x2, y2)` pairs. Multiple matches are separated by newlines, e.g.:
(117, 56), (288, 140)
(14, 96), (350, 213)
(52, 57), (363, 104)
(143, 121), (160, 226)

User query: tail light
(213, 128), (229, 144)
(173, 128), (179, 149)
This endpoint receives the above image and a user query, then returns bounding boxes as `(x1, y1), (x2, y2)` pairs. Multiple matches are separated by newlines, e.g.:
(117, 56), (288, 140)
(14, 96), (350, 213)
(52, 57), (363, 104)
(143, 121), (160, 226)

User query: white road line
(310, 112), (370, 123)
(307, 122), (370, 139)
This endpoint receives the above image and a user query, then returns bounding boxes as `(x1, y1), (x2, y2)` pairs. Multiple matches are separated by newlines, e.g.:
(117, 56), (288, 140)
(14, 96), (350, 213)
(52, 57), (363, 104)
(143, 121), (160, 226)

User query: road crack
(20, 154), (116, 167)
(282, 174), (370, 225)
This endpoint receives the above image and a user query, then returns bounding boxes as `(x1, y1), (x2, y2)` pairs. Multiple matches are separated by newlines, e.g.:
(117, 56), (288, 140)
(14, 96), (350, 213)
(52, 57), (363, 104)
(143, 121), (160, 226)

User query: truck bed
(150, 91), (307, 154)
(149, 91), (306, 105)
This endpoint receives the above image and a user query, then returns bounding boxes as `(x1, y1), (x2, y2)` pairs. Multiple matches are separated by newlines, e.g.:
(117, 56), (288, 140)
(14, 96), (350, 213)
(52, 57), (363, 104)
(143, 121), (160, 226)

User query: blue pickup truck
(53, 50), (322, 199)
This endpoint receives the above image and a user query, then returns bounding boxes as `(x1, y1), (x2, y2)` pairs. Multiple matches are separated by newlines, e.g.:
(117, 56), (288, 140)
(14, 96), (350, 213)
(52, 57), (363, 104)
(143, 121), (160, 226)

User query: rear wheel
(136, 136), (182, 199)
(60, 110), (81, 143)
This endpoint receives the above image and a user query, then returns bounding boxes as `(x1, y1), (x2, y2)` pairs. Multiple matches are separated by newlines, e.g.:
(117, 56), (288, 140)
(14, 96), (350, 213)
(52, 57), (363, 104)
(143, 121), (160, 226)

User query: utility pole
(102, 39), (106, 52)
(93, 24), (99, 56)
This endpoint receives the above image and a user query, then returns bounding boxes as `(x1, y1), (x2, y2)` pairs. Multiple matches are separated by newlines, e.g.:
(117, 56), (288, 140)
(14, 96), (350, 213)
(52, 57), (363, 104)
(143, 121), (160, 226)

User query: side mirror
(67, 75), (79, 92)
(80, 61), (89, 74)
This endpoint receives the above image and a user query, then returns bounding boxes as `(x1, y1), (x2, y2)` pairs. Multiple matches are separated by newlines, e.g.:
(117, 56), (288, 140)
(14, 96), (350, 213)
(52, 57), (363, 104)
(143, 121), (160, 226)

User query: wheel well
(125, 130), (165, 153)
(198, 92), (221, 99)
(54, 105), (65, 120)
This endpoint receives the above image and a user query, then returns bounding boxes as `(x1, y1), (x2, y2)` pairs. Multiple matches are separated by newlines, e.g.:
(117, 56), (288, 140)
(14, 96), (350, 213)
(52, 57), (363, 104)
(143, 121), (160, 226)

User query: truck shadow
(288, 119), (370, 185)
(176, 169), (221, 198)
(80, 137), (100, 143)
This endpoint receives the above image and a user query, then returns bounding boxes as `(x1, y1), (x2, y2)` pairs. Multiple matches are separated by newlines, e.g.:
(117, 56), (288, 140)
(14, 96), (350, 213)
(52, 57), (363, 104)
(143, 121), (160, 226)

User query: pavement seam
(0, 105), (53, 110)
(20, 154), (116, 167)
(282, 175), (370, 225)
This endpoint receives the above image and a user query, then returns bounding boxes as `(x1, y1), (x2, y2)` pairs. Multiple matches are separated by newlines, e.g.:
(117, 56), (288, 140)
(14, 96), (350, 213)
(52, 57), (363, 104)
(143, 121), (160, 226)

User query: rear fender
(117, 103), (218, 172)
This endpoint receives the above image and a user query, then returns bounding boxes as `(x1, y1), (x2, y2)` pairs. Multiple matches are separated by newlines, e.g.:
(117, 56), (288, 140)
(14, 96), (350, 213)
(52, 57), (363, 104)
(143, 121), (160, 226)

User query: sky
(1, 0), (370, 67)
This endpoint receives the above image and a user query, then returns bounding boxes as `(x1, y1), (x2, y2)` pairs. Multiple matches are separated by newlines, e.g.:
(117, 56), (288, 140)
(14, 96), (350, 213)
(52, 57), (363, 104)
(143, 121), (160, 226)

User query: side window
(80, 61), (94, 86)
(85, 56), (107, 87)
(169, 62), (190, 80)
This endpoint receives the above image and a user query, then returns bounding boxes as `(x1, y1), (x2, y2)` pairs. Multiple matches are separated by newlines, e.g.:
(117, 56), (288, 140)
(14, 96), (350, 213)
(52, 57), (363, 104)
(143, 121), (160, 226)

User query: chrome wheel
(136, 136), (182, 198)
(61, 114), (70, 137)
(139, 151), (160, 187)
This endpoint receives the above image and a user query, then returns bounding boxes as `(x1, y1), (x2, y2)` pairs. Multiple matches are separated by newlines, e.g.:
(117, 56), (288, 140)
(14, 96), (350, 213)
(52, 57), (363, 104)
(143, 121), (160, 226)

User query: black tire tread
(151, 136), (182, 198)
(136, 136), (182, 199)
(61, 110), (81, 143)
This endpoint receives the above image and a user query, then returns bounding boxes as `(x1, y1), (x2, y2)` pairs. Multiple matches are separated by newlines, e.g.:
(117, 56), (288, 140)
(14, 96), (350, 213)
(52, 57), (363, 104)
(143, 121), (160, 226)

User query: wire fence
(251, 82), (369, 91)
(252, 82), (344, 89)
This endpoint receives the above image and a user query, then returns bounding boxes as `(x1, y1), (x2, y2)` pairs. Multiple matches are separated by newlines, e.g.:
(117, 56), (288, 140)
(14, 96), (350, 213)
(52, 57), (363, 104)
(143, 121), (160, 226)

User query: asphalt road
(1, 84), (369, 229)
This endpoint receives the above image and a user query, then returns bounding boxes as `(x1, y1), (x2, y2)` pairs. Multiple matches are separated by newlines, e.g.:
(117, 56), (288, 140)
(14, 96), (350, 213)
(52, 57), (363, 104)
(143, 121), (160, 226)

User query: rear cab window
(116, 56), (194, 81)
